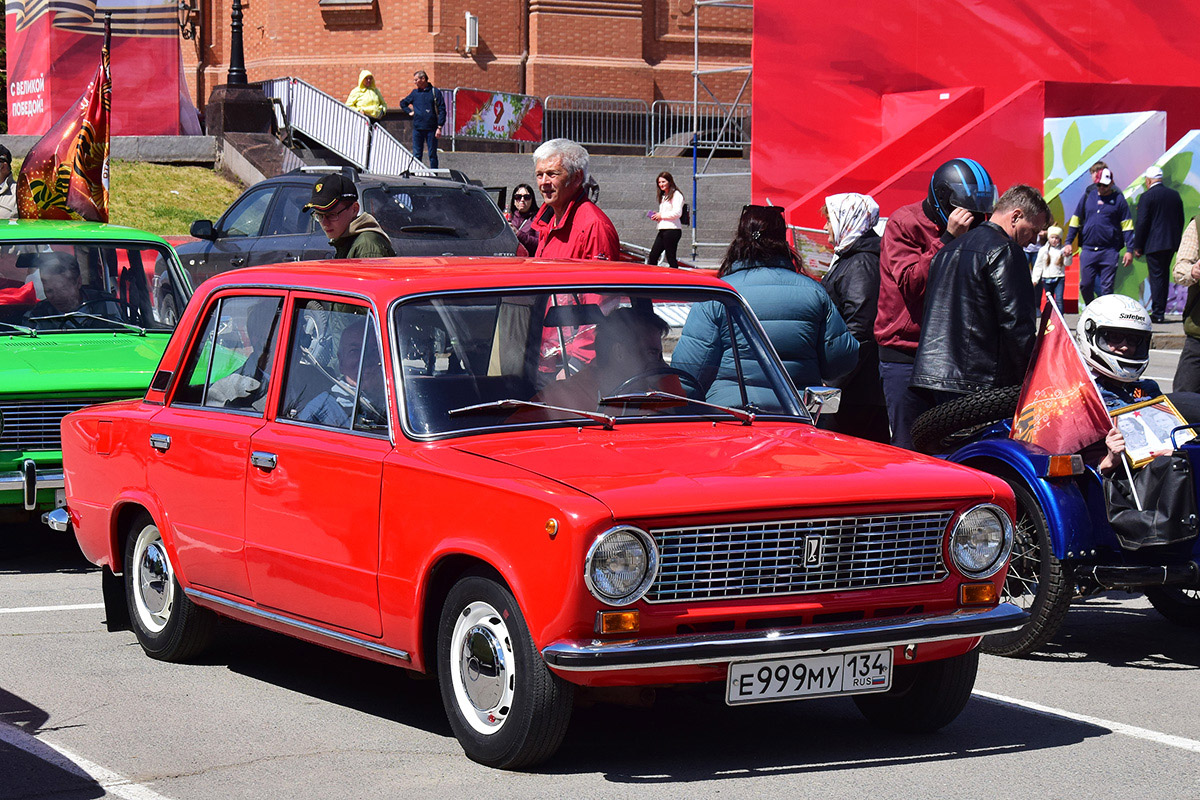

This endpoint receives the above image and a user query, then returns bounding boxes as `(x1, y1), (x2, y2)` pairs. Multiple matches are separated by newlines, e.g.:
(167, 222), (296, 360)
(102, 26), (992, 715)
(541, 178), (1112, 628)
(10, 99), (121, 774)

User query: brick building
(182, 0), (752, 112)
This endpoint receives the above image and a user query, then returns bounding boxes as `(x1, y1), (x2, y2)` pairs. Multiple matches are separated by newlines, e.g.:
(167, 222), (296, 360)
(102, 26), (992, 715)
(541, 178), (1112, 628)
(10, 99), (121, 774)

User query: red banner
(1010, 300), (1112, 454)
(17, 20), (110, 221)
(453, 89), (543, 143)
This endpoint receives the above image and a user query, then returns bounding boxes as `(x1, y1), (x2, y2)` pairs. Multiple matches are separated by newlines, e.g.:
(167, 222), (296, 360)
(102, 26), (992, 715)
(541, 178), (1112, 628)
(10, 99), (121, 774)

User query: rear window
(362, 185), (506, 240)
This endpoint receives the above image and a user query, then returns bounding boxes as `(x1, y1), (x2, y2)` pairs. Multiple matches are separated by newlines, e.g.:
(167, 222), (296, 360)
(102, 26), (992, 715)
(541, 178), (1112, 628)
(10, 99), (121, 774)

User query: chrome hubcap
(139, 542), (170, 617)
(449, 600), (515, 735)
(132, 524), (173, 634)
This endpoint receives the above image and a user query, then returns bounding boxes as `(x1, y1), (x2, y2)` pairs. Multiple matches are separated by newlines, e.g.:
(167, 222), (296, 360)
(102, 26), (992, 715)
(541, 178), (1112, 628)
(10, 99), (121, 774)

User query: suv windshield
(363, 185), (506, 240)
(395, 288), (808, 436)
(0, 241), (183, 333)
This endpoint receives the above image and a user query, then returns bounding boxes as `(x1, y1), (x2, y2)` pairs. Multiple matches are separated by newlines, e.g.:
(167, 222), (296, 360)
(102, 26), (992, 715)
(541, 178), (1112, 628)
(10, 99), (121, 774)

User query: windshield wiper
(449, 398), (615, 430)
(0, 320), (37, 336)
(24, 312), (146, 335)
(399, 224), (458, 236)
(599, 391), (756, 425)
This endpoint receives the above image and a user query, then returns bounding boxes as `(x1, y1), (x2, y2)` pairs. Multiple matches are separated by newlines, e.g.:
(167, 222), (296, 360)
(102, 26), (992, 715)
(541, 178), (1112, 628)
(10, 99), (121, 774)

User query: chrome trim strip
(0, 471), (65, 489)
(185, 588), (411, 662)
(541, 603), (1028, 671)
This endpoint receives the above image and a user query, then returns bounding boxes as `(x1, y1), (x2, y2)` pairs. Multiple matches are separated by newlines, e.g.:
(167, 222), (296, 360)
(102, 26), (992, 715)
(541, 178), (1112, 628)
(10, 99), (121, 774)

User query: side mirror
(803, 386), (841, 421)
(189, 219), (216, 240)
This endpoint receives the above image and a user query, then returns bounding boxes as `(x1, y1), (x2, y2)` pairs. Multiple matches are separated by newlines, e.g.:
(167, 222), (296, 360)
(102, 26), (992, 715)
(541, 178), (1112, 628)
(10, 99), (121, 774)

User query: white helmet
(1077, 294), (1152, 382)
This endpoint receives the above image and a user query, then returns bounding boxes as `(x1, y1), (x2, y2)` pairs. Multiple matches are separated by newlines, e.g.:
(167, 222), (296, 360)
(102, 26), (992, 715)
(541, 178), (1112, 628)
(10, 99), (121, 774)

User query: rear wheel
(125, 514), (215, 661)
(1144, 587), (1200, 627)
(436, 575), (573, 769)
(981, 481), (1073, 657)
(853, 650), (979, 732)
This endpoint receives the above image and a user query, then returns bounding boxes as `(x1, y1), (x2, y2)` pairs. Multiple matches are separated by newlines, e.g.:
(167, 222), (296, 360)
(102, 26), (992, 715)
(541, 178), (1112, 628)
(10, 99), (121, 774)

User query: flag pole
(1121, 455), (1143, 511)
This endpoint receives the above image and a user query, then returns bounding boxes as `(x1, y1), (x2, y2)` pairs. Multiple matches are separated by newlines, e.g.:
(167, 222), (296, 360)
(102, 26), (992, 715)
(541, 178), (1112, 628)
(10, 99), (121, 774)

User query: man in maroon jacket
(875, 158), (996, 448)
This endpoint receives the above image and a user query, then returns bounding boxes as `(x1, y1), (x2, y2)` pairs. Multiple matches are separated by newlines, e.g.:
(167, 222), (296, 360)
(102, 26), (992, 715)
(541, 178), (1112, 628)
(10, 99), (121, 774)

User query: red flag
(1010, 298), (1112, 453)
(16, 15), (111, 222)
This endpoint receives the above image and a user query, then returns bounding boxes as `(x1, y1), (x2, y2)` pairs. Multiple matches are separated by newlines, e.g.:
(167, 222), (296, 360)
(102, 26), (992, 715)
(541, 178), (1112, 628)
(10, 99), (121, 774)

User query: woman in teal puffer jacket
(673, 205), (858, 409)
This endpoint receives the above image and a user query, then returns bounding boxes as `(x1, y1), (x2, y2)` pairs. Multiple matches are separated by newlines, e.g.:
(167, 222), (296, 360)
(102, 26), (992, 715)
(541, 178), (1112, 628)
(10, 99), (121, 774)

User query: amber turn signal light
(596, 610), (640, 635)
(1045, 454), (1084, 477)
(959, 582), (999, 606)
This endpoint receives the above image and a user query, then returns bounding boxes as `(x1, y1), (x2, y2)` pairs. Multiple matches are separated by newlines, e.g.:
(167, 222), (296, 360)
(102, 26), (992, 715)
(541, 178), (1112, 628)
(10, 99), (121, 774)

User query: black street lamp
(227, 0), (248, 85)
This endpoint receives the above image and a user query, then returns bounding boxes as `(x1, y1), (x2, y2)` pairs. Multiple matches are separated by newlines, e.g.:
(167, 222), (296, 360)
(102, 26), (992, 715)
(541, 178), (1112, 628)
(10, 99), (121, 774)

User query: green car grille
(0, 399), (120, 451)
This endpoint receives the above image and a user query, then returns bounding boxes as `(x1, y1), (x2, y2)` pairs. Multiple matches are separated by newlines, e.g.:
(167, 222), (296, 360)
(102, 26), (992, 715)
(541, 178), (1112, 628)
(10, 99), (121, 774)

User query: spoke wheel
(1145, 587), (1200, 627)
(437, 575), (573, 769)
(124, 513), (215, 662)
(980, 480), (1073, 657)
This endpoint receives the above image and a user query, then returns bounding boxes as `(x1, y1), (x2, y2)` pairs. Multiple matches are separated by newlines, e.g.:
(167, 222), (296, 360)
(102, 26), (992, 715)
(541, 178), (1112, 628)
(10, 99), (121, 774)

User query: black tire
(158, 290), (180, 326)
(124, 513), (215, 661)
(1144, 587), (1200, 627)
(910, 385), (1022, 455)
(436, 575), (574, 769)
(853, 650), (979, 732)
(981, 480), (1073, 657)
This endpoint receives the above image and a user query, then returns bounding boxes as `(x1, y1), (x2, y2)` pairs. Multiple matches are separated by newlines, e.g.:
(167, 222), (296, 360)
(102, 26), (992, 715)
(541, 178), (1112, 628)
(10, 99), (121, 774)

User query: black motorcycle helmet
(922, 158), (997, 230)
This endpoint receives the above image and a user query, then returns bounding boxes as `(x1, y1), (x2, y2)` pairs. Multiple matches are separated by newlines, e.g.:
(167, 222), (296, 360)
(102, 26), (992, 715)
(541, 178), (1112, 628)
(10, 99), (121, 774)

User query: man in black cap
(303, 173), (395, 260)
(0, 145), (17, 220)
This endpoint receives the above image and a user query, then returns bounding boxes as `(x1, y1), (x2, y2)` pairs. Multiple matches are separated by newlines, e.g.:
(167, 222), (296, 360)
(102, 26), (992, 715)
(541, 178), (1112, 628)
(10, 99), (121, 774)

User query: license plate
(726, 649), (892, 705)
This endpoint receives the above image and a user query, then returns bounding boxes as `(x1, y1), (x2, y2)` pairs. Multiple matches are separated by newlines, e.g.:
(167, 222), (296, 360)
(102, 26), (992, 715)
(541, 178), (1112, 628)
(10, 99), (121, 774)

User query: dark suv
(170, 168), (519, 318)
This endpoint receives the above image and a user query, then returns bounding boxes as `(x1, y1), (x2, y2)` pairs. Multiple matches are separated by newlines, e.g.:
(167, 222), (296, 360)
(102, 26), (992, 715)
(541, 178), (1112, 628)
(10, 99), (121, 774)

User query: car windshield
(394, 287), (809, 436)
(0, 241), (185, 333)
(363, 185), (506, 240)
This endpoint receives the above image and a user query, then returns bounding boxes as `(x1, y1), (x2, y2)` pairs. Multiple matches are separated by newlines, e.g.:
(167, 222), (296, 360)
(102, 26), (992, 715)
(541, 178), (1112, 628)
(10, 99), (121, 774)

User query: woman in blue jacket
(673, 205), (858, 409)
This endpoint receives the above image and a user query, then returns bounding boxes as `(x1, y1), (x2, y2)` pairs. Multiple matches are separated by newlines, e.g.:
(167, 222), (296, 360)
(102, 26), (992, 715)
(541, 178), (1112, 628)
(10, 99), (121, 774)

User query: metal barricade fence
(544, 96), (649, 152)
(650, 100), (751, 153)
(257, 77), (429, 175)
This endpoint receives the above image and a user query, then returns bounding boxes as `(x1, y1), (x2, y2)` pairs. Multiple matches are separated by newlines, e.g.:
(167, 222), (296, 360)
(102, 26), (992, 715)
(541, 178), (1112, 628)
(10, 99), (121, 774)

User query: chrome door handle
(250, 451), (278, 471)
(149, 433), (171, 452)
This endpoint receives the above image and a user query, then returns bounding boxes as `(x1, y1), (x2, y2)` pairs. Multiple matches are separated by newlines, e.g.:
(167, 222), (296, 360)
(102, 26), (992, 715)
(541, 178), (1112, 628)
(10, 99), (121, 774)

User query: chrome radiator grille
(647, 511), (954, 603)
(0, 400), (111, 451)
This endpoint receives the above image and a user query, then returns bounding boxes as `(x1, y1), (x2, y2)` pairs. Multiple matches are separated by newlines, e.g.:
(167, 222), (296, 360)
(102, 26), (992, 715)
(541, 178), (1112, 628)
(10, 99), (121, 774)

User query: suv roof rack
(292, 164), (359, 178)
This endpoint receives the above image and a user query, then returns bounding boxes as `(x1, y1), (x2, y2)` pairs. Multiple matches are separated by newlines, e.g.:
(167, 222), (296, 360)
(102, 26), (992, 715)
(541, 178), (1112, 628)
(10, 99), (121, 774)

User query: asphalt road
(1, 527), (1198, 800)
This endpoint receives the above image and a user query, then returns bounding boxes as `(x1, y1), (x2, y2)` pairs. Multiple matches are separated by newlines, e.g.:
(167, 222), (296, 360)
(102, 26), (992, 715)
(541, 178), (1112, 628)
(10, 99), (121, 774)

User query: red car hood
(451, 422), (1005, 519)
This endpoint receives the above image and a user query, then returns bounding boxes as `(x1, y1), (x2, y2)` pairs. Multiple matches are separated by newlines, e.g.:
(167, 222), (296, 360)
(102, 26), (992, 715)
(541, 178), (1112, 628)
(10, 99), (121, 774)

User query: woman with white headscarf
(820, 193), (889, 443)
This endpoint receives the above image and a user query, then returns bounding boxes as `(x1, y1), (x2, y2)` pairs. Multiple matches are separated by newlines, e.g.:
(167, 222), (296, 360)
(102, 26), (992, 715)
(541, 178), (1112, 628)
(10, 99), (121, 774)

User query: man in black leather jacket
(911, 184), (1050, 401)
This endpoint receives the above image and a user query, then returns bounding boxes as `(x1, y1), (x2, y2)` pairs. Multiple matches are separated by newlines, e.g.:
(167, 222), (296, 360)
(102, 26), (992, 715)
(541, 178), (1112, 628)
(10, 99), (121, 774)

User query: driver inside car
(517, 306), (681, 421)
(22, 252), (123, 328)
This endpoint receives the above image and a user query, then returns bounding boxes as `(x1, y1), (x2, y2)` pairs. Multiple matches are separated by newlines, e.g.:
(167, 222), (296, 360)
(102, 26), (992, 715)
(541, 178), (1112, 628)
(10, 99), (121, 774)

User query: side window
(280, 301), (388, 435)
(173, 295), (284, 414)
(263, 184), (315, 237)
(220, 188), (273, 238)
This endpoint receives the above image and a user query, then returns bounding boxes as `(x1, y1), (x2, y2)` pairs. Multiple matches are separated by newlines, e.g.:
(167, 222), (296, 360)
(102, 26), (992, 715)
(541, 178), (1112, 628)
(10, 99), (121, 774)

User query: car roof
(0, 219), (173, 245)
(200, 258), (732, 298)
(273, 169), (481, 192)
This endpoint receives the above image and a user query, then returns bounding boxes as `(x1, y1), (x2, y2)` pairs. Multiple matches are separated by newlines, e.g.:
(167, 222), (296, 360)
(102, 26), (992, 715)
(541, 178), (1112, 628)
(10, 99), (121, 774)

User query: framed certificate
(1110, 396), (1197, 468)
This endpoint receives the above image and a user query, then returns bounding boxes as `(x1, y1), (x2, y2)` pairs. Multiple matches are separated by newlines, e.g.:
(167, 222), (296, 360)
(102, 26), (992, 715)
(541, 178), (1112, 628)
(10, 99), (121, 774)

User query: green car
(0, 220), (192, 526)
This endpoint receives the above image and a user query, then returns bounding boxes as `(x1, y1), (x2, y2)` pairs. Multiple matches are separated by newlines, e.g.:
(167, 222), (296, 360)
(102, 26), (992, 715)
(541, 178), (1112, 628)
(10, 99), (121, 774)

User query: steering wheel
(611, 366), (701, 396)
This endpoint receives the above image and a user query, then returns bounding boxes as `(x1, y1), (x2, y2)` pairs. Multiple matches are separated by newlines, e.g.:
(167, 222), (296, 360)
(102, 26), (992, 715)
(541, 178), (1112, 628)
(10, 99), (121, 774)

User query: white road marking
(0, 603), (103, 614)
(975, 690), (1200, 754)
(0, 722), (177, 800)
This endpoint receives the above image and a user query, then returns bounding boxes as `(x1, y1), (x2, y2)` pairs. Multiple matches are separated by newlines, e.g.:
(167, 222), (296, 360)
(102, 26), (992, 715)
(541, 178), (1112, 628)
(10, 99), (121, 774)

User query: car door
(244, 297), (389, 637)
(146, 291), (286, 598)
(250, 182), (332, 266)
(178, 186), (275, 287)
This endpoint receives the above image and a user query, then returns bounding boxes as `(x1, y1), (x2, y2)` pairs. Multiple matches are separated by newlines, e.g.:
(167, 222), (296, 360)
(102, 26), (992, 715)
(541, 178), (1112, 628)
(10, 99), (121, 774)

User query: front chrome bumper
(541, 603), (1028, 671)
(0, 460), (65, 510)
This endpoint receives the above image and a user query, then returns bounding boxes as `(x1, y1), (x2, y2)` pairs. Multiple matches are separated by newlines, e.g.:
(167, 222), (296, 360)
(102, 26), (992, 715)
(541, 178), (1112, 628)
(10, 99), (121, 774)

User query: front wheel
(1145, 587), (1200, 627)
(980, 480), (1073, 657)
(853, 650), (979, 732)
(436, 575), (574, 769)
(124, 514), (215, 661)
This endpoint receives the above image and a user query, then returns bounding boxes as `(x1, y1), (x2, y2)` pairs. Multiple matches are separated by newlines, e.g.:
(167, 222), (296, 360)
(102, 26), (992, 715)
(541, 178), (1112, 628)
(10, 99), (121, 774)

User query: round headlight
(584, 527), (659, 606)
(950, 504), (1014, 578)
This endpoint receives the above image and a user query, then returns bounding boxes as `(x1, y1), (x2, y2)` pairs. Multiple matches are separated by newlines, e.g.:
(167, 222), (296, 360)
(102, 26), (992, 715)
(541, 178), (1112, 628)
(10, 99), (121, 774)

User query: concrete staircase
(436, 151), (750, 265)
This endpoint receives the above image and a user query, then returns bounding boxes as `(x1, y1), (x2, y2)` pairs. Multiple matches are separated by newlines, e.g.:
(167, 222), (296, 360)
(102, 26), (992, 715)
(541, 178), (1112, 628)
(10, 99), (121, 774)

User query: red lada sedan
(56, 259), (1026, 769)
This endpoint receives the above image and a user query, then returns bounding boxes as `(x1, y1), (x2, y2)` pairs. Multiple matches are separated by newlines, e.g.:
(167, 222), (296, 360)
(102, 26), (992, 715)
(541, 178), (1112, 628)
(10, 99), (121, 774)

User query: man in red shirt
(875, 158), (996, 449)
(532, 138), (619, 260)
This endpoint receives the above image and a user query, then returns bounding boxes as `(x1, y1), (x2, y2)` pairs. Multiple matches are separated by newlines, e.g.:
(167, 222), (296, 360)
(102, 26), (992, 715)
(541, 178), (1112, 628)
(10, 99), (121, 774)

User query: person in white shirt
(646, 171), (685, 268)
(1031, 224), (1071, 309)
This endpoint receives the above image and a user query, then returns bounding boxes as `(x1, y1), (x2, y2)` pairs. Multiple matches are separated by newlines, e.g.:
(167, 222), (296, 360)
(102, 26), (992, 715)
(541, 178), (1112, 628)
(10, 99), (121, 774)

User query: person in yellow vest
(346, 70), (386, 120)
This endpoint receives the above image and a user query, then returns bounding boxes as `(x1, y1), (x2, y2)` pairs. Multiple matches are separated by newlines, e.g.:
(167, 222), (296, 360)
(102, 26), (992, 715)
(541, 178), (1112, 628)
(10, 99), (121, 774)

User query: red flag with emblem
(1010, 297), (1112, 453)
(16, 15), (111, 222)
